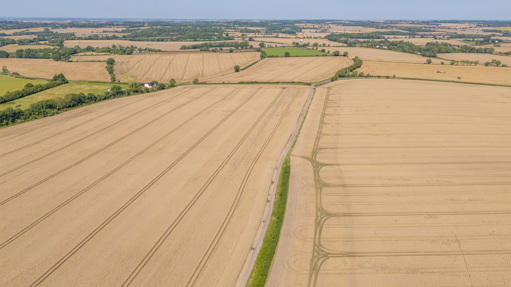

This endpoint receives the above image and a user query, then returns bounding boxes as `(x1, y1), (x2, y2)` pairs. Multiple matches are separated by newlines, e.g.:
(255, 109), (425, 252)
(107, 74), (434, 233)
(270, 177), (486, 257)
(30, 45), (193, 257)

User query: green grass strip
(240, 60), (259, 71)
(246, 155), (290, 287)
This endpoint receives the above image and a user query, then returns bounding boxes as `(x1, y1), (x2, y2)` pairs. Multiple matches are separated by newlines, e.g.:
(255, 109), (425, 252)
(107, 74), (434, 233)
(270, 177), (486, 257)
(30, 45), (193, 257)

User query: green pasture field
(0, 74), (47, 95)
(0, 82), (127, 110)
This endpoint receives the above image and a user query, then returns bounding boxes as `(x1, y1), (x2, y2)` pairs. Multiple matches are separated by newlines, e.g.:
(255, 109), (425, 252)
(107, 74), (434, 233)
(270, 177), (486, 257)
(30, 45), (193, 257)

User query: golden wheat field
(52, 27), (126, 36)
(438, 53), (511, 66)
(0, 44), (54, 53)
(359, 60), (511, 85)
(254, 37), (343, 47)
(328, 47), (444, 64)
(399, 37), (467, 46)
(0, 58), (110, 81)
(0, 85), (309, 287)
(73, 52), (260, 83)
(268, 79), (511, 286)
(206, 57), (352, 83)
(64, 40), (246, 51)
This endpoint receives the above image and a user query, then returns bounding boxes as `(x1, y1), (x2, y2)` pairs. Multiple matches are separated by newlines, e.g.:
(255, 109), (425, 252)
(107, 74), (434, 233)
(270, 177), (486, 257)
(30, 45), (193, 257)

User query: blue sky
(1, 0), (510, 20)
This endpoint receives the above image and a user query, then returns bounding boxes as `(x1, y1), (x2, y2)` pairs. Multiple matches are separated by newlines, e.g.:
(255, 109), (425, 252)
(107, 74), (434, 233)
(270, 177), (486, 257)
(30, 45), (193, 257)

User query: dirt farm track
(0, 85), (309, 286)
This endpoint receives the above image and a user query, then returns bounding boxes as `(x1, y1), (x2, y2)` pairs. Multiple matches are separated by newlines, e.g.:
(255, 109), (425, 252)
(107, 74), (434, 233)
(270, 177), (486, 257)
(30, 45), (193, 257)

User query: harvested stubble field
(328, 47), (444, 64)
(206, 57), (352, 83)
(399, 37), (467, 46)
(438, 53), (511, 66)
(0, 58), (110, 82)
(0, 44), (54, 53)
(65, 40), (241, 51)
(72, 52), (260, 83)
(0, 84), (309, 286)
(359, 60), (511, 85)
(254, 37), (343, 47)
(0, 35), (36, 40)
(475, 43), (511, 53)
(52, 27), (126, 36)
(268, 79), (511, 286)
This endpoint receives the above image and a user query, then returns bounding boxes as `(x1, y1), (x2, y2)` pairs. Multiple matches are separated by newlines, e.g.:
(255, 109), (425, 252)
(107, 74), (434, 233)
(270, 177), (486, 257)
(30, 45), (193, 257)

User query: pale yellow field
(438, 53), (511, 66)
(0, 58), (110, 81)
(0, 84), (309, 287)
(254, 37), (344, 47)
(476, 43), (511, 53)
(0, 27), (46, 35)
(52, 27), (126, 36)
(64, 40), (248, 51)
(359, 60), (511, 85)
(400, 37), (467, 46)
(0, 44), (54, 53)
(73, 52), (260, 83)
(328, 24), (393, 33)
(0, 35), (36, 40)
(328, 47), (444, 64)
(206, 57), (351, 83)
(268, 79), (511, 286)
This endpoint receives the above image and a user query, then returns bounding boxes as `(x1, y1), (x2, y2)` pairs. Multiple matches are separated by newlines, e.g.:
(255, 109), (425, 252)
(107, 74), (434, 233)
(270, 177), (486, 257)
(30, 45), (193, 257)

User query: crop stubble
(0, 85), (309, 286)
(206, 57), (352, 83)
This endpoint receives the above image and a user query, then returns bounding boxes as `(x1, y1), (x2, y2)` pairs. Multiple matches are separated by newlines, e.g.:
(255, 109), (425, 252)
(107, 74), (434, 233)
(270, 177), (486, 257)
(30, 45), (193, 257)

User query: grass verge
(246, 155), (290, 287)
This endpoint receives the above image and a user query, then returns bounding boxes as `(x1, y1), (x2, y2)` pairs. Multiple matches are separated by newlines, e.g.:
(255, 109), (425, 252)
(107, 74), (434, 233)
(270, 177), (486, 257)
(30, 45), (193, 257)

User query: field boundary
(240, 60), (260, 71)
(238, 84), (315, 287)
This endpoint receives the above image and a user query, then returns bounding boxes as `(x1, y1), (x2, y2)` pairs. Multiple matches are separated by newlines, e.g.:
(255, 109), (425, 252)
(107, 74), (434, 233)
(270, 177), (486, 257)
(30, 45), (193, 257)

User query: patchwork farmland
(72, 52), (260, 83)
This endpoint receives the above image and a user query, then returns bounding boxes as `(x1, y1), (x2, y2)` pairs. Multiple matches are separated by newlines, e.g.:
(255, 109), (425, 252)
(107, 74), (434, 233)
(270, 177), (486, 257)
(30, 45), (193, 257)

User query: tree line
(0, 45), (160, 61)
(331, 56), (363, 80)
(326, 38), (495, 57)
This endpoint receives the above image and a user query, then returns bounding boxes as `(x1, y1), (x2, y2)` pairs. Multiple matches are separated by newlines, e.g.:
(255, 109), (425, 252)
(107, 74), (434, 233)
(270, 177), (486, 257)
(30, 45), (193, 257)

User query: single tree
(193, 78), (199, 84)
(284, 51), (291, 57)
(234, 65), (240, 72)
(333, 51), (340, 56)
(169, 78), (176, 87)
(343, 51), (349, 57)
(426, 59), (432, 64)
